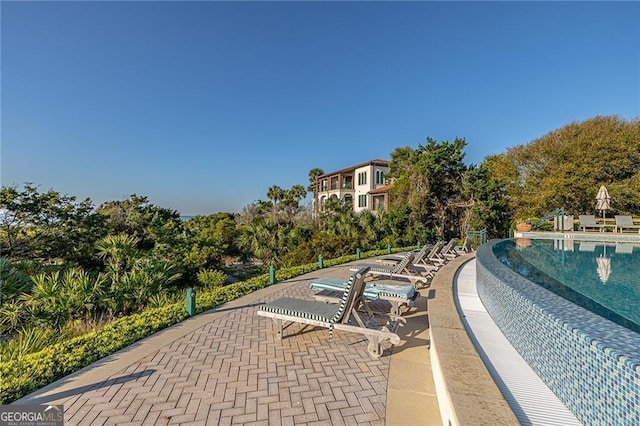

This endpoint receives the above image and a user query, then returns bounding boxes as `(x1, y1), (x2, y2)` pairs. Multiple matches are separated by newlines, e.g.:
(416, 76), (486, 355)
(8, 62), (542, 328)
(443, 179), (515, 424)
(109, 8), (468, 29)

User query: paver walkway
(15, 262), (439, 425)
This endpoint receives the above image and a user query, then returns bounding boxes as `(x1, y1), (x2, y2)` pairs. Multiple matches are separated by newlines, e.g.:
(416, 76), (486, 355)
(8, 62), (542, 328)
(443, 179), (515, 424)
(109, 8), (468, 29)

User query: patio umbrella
(595, 185), (611, 222)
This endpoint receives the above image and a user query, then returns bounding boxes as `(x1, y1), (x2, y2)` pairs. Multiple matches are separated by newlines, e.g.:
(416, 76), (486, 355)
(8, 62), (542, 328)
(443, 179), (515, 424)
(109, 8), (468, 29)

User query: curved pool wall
(476, 240), (640, 426)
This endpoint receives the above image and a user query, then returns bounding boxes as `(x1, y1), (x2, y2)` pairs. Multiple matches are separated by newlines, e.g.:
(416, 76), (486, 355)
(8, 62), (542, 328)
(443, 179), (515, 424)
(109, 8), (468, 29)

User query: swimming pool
(494, 238), (640, 333)
(476, 238), (640, 426)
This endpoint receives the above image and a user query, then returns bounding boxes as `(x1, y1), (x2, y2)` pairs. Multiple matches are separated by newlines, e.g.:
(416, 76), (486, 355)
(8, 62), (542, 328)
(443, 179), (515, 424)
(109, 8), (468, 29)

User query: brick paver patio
(17, 263), (425, 426)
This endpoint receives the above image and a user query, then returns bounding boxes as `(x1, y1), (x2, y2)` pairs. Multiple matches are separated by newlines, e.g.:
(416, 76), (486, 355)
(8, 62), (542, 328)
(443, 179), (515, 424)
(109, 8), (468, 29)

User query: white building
(313, 159), (391, 214)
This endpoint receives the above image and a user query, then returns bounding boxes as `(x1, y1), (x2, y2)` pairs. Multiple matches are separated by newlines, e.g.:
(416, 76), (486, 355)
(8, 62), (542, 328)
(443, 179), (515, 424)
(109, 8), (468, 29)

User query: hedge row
(0, 246), (410, 404)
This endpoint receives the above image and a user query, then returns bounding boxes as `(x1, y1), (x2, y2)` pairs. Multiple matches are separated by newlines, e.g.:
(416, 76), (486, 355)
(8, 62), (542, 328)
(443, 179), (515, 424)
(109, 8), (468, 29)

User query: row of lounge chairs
(579, 215), (640, 233)
(256, 237), (472, 357)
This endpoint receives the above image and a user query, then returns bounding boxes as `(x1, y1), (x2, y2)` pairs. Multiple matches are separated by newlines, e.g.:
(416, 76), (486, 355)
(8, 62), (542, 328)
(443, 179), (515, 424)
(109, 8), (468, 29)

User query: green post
(186, 288), (196, 317)
(356, 248), (360, 259)
(387, 243), (391, 254)
(269, 265), (276, 285)
(417, 241), (421, 249)
(318, 254), (323, 269)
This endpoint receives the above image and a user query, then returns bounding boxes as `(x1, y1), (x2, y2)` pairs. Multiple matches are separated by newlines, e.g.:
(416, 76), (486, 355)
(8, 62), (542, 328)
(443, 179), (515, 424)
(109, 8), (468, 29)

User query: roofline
(369, 183), (394, 194)
(316, 159), (389, 178)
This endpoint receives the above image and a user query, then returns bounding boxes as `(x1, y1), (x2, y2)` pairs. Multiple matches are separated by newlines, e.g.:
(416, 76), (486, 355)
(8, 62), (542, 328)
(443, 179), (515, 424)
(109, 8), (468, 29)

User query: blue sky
(2, 1), (638, 215)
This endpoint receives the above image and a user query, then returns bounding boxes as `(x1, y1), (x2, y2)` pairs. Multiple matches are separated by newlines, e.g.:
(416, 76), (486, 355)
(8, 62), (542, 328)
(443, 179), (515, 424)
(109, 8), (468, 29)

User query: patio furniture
(578, 215), (604, 232)
(349, 251), (430, 288)
(441, 238), (462, 260)
(430, 238), (459, 264)
(378, 241), (442, 275)
(309, 276), (419, 315)
(614, 215), (640, 233)
(257, 267), (405, 358)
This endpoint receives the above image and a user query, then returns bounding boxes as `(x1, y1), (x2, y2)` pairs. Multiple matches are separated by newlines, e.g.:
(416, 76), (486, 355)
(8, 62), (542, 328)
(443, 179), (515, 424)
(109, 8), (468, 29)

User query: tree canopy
(488, 115), (640, 219)
(388, 137), (473, 240)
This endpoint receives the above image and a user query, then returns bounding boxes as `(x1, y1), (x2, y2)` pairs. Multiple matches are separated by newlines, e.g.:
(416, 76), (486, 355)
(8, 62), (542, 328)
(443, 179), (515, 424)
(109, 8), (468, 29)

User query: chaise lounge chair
(309, 276), (419, 315)
(614, 215), (640, 233)
(427, 238), (459, 264)
(348, 251), (430, 288)
(377, 243), (430, 264)
(440, 238), (461, 261)
(257, 267), (405, 357)
(378, 242), (442, 275)
(578, 215), (604, 232)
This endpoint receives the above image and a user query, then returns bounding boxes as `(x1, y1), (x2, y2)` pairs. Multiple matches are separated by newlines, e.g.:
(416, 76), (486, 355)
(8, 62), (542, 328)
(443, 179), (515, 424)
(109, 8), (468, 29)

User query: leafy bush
(197, 269), (227, 288)
(0, 327), (60, 363)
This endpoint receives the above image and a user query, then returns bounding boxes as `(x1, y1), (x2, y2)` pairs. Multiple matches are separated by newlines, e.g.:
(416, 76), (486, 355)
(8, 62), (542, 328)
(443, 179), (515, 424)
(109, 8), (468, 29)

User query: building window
(375, 170), (385, 185)
(358, 194), (367, 208)
(330, 176), (339, 190)
(358, 172), (367, 185)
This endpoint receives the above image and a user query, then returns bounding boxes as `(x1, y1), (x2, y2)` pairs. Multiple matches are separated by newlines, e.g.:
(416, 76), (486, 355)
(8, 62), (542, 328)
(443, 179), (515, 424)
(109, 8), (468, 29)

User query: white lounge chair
(614, 215), (640, 233)
(578, 215), (604, 232)
(257, 267), (405, 357)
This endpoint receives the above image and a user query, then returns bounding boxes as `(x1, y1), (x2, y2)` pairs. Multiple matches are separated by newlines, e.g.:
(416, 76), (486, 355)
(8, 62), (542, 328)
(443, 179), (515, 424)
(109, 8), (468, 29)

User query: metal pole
(269, 265), (276, 285)
(186, 288), (196, 317)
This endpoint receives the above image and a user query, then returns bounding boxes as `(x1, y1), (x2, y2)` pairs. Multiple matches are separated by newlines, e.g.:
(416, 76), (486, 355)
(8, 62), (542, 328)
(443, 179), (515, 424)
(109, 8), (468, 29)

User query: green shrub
(196, 269), (227, 288)
(0, 327), (59, 363)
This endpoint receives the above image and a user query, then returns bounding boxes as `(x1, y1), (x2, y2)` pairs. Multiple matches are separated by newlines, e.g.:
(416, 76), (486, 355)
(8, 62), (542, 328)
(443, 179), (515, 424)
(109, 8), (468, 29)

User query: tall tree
(388, 137), (469, 238)
(463, 158), (512, 238)
(307, 168), (325, 193)
(0, 183), (104, 266)
(489, 115), (640, 219)
(266, 185), (284, 221)
(281, 185), (308, 219)
(96, 194), (182, 251)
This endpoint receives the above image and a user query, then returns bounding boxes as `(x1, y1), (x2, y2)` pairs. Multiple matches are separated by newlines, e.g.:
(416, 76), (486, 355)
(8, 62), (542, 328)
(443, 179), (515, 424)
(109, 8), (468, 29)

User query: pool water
(493, 238), (640, 334)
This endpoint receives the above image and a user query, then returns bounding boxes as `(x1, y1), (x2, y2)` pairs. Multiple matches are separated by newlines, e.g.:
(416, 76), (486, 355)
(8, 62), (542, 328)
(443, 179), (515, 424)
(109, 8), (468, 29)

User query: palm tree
(281, 185), (308, 219)
(308, 168), (325, 215)
(266, 185), (284, 221)
(96, 234), (140, 281)
(307, 167), (325, 193)
(238, 219), (288, 266)
(61, 268), (108, 319)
